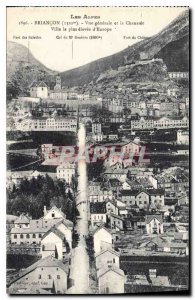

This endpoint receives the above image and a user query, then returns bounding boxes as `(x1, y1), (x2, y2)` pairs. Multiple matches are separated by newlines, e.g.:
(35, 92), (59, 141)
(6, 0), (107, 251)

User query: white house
(30, 81), (48, 99)
(43, 207), (73, 249)
(41, 227), (66, 260)
(177, 130), (189, 145)
(56, 162), (76, 184)
(95, 248), (120, 270)
(146, 214), (164, 235)
(8, 256), (68, 294)
(43, 206), (66, 220)
(56, 220), (73, 249)
(106, 201), (119, 216)
(93, 226), (113, 254)
(97, 267), (125, 294)
(90, 203), (107, 228)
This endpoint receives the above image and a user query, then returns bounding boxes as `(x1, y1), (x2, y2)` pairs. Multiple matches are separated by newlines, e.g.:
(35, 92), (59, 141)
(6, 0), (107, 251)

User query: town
(6, 64), (189, 294)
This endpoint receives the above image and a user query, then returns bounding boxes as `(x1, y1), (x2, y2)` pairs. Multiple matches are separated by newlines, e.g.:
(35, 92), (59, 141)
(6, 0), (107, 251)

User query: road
(67, 123), (90, 294)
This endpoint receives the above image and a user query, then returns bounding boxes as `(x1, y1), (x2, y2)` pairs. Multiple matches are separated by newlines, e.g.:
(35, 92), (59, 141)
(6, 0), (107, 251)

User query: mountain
(60, 10), (189, 87)
(7, 41), (56, 98)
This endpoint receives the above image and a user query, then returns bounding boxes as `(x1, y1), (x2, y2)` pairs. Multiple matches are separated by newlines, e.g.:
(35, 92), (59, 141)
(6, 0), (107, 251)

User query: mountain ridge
(59, 9), (189, 87)
(6, 9), (189, 93)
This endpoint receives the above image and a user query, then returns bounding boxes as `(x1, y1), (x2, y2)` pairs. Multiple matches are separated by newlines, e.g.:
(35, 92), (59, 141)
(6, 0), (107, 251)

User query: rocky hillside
(7, 41), (55, 79)
(96, 59), (167, 85)
(7, 41), (56, 98)
(154, 35), (189, 72)
(60, 10), (189, 87)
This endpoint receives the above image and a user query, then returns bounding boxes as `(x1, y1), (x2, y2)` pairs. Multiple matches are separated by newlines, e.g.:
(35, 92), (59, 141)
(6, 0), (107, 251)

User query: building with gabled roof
(97, 266), (125, 294)
(145, 214), (163, 235)
(30, 81), (48, 99)
(120, 189), (164, 208)
(41, 226), (67, 259)
(110, 213), (124, 230)
(43, 205), (66, 220)
(106, 200), (119, 216)
(95, 248), (120, 270)
(93, 225), (113, 254)
(10, 207), (73, 246)
(14, 214), (31, 227)
(8, 255), (68, 294)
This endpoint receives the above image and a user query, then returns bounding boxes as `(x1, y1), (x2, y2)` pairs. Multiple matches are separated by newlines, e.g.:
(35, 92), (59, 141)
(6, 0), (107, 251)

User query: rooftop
(95, 248), (120, 258)
(42, 226), (65, 241)
(8, 255), (68, 287)
(14, 214), (31, 224)
(90, 202), (107, 214)
(30, 81), (48, 88)
(145, 214), (163, 224)
(97, 266), (124, 278)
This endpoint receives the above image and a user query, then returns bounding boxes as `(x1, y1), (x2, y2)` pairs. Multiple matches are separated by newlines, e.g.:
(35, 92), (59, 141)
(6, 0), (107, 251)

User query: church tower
(54, 74), (61, 90)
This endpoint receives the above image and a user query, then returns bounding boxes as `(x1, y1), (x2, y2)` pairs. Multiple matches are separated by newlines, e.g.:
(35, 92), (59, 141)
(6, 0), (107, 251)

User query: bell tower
(54, 74), (61, 90)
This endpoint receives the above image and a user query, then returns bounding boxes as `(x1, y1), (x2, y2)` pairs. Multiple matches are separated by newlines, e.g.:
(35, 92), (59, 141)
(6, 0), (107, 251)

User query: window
(20, 234), (24, 239)
(57, 275), (60, 279)
(26, 234), (30, 239)
(39, 234), (42, 238)
(113, 258), (115, 263)
(52, 213), (55, 218)
(14, 234), (17, 239)
(38, 275), (41, 279)
(33, 234), (36, 238)
(48, 275), (52, 279)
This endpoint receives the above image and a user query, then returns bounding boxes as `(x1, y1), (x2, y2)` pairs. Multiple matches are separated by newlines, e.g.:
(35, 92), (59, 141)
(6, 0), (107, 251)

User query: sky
(7, 7), (187, 72)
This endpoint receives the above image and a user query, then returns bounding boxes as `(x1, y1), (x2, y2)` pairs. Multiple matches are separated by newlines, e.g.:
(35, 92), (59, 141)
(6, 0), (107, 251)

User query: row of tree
(7, 174), (79, 222)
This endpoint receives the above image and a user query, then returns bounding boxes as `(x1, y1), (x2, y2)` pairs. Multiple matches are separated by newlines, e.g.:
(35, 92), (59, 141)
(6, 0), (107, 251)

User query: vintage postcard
(6, 6), (190, 295)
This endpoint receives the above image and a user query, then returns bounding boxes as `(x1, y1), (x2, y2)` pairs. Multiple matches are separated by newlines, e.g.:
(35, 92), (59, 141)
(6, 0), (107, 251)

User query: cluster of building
(7, 206), (74, 294)
(6, 59), (189, 293)
(87, 162), (189, 290)
(29, 76), (90, 101)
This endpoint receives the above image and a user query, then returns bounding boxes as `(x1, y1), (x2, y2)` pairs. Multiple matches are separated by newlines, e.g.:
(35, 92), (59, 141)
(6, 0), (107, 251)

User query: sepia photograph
(6, 6), (190, 295)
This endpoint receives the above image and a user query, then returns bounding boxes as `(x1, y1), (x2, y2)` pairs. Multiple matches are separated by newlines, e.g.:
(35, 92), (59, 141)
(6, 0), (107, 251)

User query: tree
(6, 79), (21, 101)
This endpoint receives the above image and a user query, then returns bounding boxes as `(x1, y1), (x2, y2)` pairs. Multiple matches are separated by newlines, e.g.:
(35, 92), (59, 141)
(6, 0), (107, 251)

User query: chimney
(149, 269), (157, 278)
(43, 206), (47, 216)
